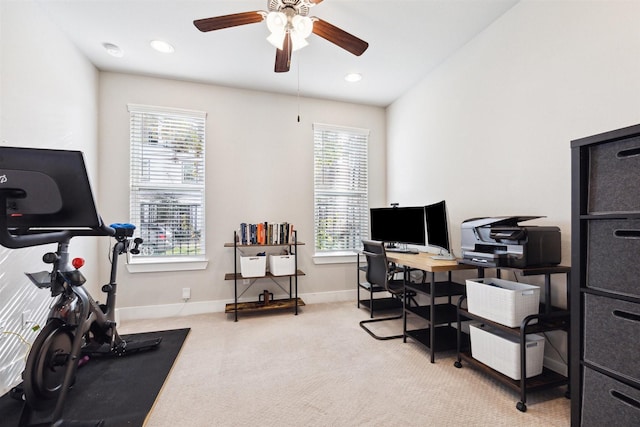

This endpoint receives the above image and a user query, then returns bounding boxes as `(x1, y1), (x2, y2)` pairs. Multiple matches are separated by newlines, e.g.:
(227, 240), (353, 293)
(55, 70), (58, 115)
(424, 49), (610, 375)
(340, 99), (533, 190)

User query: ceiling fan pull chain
(297, 58), (301, 123)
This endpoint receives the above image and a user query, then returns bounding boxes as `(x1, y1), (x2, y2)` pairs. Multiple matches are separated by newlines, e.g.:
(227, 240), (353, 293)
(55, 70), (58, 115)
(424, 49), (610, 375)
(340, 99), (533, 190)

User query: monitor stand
(430, 249), (456, 260)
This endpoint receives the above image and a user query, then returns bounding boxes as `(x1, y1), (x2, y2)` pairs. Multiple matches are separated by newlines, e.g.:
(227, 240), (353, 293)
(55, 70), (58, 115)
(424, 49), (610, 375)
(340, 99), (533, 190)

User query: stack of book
(239, 222), (295, 245)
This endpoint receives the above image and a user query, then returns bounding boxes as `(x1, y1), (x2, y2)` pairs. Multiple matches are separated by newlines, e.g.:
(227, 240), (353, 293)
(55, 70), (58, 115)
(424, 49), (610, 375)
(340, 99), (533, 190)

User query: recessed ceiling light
(103, 42), (123, 58)
(344, 73), (362, 83)
(150, 40), (175, 53)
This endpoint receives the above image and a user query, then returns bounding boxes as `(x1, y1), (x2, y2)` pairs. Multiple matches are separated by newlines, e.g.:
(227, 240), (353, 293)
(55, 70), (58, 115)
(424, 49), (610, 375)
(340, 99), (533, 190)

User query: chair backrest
(362, 240), (390, 289)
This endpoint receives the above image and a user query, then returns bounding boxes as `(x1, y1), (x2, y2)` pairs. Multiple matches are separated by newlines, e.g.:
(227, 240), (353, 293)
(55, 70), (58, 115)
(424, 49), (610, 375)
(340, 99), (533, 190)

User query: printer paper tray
(461, 258), (499, 268)
(463, 250), (504, 260)
(462, 251), (508, 268)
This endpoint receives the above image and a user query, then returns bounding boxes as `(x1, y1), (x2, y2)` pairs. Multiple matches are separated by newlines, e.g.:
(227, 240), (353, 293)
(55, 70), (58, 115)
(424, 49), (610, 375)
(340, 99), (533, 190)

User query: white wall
(388, 0), (640, 299)
(98, 72), (386, 318)
(0, 0), (99, 395)
(386, 0), (640, 375)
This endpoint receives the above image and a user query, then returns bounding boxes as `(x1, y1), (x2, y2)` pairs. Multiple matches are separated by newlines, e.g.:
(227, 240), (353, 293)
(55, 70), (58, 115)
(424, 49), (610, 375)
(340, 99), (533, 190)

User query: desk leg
(430, 272), (435, 363)
(403, 266), (408, 343)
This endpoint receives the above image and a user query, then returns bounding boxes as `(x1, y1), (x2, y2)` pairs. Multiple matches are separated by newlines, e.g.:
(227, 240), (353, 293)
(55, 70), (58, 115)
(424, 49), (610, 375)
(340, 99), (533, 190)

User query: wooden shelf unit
(224, 230), (304, 321)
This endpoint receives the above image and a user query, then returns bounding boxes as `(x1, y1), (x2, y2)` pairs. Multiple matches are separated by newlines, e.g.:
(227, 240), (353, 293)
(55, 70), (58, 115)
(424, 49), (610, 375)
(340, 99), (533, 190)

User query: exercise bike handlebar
(0, 193), (115, 249)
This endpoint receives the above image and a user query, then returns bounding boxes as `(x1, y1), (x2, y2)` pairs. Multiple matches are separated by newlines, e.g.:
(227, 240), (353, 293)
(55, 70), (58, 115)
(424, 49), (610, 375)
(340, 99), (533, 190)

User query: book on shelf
(238, 222), (295, 245)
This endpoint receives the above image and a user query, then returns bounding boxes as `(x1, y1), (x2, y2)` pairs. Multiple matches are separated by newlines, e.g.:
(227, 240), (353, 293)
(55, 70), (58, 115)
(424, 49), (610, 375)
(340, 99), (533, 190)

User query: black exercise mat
(0, 328), (190, 427)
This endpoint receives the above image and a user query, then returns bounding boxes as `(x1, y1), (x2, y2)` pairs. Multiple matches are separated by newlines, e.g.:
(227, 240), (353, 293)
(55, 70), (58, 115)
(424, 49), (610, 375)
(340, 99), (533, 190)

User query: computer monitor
(0, 147), (101, 228)
(424, 200), (451, 255)
(369, 206), (426, 246)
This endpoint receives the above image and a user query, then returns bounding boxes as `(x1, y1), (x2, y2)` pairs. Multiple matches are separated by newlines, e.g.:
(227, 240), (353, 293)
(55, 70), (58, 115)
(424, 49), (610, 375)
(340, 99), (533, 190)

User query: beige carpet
(118, 301), (570, 427)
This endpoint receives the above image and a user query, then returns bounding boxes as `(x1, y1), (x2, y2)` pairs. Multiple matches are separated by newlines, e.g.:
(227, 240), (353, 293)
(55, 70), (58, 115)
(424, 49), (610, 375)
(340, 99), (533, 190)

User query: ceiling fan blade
(311, 18), (369, 56)
(194, 11), (264, 32)
(274, 33), (292, 73)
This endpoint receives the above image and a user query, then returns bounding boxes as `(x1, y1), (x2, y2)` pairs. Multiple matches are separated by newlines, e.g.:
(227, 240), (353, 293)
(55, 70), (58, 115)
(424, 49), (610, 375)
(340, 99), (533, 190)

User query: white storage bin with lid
(269, 254), (296, 276)
(470, 323), (545, 380)
(240, 255), (266, 278)
(465, 278), (540, 327)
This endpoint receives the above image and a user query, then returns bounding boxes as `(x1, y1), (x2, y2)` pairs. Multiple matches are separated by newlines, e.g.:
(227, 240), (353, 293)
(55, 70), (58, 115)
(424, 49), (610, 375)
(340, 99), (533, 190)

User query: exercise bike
(0, 147), (162, 426)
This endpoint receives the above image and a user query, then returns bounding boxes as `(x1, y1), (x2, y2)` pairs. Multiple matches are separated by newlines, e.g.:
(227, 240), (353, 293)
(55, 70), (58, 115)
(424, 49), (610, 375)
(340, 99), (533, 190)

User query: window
(128, 104), (206, 261)
(313, 123), (369, 255)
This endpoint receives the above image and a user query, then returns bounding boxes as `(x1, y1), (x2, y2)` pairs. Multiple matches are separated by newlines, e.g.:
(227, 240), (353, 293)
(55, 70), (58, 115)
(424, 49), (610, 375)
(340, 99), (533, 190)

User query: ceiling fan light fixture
(267, 11), (312, 52)
(291, 15), (313, 51)
(266, 11), (288, 49)
(290, 31), (310, 52)
(291, 37), (308, 52)
(292, 15), (313, 39)
(267, 32), (286, 50)
(150, 40), (175, 53)
(266, 11), (287, 34)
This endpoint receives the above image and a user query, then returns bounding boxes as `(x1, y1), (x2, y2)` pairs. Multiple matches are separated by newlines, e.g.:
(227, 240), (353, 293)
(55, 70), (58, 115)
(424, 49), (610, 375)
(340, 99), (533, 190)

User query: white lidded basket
(269, 255), (296, 276)
(470, 323), (545, 380)
(240, 256), (266, 278)
(465, 278), (540, 327)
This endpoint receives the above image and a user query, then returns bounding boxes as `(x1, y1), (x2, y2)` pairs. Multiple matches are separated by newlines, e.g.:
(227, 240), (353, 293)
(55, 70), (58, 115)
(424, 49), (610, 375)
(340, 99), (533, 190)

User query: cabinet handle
(617, 146), (640, 159)
(613, 229), (640, 239)
(610, 390), (640, 410)
(612, 309), (640, 323)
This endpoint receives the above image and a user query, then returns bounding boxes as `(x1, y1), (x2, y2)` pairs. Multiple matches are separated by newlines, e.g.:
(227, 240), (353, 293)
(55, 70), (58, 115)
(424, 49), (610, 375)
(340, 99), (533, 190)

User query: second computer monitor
(424, 200), (451, 255)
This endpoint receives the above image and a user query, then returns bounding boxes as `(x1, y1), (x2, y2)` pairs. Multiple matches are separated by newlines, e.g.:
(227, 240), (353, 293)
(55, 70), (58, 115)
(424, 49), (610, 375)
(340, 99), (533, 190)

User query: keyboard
(387, 248), (419, 254)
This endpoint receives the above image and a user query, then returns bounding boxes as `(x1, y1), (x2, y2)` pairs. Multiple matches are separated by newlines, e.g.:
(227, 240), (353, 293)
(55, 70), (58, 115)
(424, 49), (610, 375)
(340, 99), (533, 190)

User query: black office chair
(359, 240), (417, 340)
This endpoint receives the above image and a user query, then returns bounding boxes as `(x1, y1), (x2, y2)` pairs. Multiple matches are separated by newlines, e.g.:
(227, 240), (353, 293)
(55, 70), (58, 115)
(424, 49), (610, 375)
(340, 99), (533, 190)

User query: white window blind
(128, 104), (206, 258)
(313, 123), (369, 253)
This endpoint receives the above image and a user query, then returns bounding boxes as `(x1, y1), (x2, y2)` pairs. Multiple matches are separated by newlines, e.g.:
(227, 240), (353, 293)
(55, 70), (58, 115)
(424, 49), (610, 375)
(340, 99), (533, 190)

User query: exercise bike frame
(0, 199), (160, 426)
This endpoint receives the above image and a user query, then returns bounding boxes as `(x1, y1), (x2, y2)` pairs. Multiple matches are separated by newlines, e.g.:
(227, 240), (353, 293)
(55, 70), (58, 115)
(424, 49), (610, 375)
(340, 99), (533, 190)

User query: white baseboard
(116, 289), (357, 322)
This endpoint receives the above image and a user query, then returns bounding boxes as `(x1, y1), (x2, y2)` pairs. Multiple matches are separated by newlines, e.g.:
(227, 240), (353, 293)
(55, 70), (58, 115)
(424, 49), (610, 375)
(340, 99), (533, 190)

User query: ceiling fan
(194, 0), (369, 73)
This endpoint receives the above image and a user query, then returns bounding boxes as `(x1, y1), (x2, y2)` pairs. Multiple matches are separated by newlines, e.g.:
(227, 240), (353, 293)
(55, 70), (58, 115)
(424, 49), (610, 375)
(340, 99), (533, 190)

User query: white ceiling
(35, 0), (519, 107)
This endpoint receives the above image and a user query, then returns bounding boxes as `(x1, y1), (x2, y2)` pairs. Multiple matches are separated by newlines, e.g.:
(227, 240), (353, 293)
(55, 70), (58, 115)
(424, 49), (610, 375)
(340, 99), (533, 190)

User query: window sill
(126, 256), (208, 273)
(312, 252), (358, 264)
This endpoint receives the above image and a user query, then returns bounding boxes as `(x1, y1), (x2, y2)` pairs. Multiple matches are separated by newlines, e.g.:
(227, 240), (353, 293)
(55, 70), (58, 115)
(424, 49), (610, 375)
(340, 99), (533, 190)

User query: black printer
(460, 216), (561, 268)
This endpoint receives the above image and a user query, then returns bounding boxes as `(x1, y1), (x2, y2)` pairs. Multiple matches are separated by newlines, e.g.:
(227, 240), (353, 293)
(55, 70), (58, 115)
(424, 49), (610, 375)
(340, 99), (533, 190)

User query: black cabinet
(571, 123), (640, 426)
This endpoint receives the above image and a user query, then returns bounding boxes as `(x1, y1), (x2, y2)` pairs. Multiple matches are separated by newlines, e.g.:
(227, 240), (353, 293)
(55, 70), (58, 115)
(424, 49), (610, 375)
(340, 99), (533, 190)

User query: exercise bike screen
(0, 147), (101, 228)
